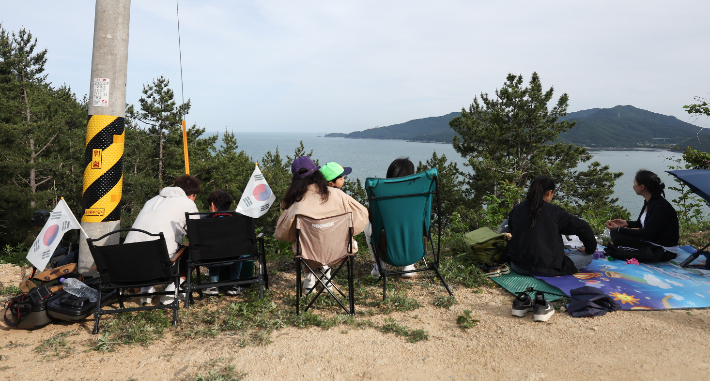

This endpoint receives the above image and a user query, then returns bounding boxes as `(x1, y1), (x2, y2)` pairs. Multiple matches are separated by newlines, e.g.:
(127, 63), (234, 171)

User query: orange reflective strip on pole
(182, 120), (190, 175)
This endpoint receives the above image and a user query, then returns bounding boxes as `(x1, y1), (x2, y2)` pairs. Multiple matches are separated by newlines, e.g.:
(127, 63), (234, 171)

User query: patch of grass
(439, 254), (493, 289)
(194, 357), (246, 381)
(34, 332), (76, 359)
(93, 309), (172, 350)
(456, 310), (479, 329)
(432, 295), (458, 309)
(0, 282), (21, 296)
(380, 318), (429, 343)
(0, 366), (10, 371)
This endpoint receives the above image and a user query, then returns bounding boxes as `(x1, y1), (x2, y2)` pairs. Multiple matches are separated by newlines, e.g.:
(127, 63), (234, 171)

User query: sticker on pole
(91, 149), (102, 169)
(92, 78), (110, 107)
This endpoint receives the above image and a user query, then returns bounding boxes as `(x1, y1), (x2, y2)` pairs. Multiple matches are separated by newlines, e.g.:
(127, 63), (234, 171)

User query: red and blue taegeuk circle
(253, 184), (272, 201)
(43, 224), (59, 246)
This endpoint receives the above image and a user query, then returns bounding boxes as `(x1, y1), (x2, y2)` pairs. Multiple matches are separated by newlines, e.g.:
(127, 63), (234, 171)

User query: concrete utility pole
(78, 0), (131, 276)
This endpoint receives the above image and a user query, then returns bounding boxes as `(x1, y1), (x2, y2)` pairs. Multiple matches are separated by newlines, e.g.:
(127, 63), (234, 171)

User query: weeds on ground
(0, 282), (21, 296)
(193, 357), (246, 381)
(456, 310), (479, 329)
(380, 318), (429, 343)
(0, 243), (30, 266)
(34, 331), (77, 359)
(439, 254), (492, 289)
(91, 310), (172, 351)
(432, 295), (458, 309)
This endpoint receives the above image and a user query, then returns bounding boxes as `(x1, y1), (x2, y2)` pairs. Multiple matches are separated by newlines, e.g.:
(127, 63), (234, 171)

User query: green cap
(320, 162), (352, 181)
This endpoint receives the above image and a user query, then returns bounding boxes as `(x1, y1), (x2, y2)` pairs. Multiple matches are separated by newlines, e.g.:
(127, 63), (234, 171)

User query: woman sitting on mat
(605, 170), (679, 262)
(506, 175), (596, 276)
(275, 156), (369, 293)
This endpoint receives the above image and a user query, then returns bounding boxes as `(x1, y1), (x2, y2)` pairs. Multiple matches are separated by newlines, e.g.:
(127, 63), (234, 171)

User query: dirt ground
(2, 262), (710, 381)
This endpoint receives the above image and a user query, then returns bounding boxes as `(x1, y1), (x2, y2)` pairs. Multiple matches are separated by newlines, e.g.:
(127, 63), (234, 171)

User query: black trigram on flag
(260, 202), (271, 212)
(254, 174), (264, 181)
(50, 211), (62, 220)
(242, 197), (252, 207)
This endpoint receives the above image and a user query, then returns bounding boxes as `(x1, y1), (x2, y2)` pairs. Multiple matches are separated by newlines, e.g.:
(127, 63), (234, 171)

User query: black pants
(608, 230), (676, 262)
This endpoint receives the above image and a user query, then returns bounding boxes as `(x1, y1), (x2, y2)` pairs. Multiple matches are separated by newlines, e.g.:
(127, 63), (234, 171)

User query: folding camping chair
(295, 212), (355, 315)
(365, 168), (453, 300)
(183, 212), (268, 307)
(87, 229), (181, 334)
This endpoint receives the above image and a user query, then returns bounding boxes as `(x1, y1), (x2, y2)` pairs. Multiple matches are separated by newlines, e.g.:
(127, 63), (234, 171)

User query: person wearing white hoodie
(124, 175), (201, 305)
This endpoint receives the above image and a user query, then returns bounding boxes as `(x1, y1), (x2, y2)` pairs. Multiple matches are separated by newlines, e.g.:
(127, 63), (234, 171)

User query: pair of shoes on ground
(303, 267), (332, 295)
(140, 281), (186, 306)
(482, 263), (510, 278)
(202, 285), (243, 296)
(370, 263), (417, 279)
(512, 291), (554, 322)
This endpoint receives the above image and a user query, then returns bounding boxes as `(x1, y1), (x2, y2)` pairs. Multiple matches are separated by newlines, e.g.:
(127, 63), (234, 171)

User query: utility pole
(78, 0), (131, 276)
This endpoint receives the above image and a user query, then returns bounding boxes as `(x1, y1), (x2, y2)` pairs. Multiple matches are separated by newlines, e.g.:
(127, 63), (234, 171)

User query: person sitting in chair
(275, 156), (369, 293)
(202, 189), (244, 296)
(506, 175), (596, 276)
(125, 174), (200, 305)
(605, 170), (679, 262)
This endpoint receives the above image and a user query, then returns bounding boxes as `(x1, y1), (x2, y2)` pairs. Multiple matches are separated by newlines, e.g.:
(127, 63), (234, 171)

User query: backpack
(463, 227), (508, 264)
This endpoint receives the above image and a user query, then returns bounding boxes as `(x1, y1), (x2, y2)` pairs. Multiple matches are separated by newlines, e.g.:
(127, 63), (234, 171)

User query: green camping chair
(365, 168), (453, 300)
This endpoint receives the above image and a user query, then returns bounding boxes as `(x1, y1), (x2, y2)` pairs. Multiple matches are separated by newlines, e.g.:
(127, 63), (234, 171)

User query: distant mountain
(325, 112), (461, 143)
(325, 105), (709, 149)
(557, 105), (709, 148)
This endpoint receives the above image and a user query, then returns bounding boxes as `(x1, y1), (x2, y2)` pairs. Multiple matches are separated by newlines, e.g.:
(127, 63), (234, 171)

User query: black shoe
(533, 291), (554, 322)
(512, 293), (533, 317)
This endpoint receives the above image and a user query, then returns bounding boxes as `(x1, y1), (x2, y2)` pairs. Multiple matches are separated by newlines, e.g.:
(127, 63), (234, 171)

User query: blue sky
(2, 0), (709, 133)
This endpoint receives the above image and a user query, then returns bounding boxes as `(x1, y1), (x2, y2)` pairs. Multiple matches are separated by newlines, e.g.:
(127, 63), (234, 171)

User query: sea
(227, 132), (692, 212)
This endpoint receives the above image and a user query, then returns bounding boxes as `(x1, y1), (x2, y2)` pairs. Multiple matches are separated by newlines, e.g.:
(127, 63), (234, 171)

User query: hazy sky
(2, 1), (709, 133)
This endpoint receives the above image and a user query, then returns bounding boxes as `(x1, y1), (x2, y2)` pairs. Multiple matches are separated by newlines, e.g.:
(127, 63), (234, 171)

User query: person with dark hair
(320, 162), (352, 189)
(275, 156), (369, 293)
(202, 190), (244, 296)
(605, 170), (679, 261)
(506, 175), (596, 277)
(365, 157), (418, 278)
(125, 174), (201, 305)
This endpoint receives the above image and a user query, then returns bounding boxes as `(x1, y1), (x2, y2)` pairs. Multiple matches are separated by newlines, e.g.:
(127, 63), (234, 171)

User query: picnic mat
(535, 247), (710, 310)
(490, 270), (565, 302)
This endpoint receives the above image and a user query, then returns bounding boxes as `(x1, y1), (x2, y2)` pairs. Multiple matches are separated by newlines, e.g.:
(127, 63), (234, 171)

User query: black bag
(3, 286), (54, 330)
(47, 278), (117, 322)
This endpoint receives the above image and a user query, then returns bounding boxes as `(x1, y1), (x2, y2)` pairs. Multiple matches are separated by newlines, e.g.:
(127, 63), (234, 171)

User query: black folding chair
(295, 212), (355, 315)
(184, 212), (267, 307)
(87, 229), (182, 334)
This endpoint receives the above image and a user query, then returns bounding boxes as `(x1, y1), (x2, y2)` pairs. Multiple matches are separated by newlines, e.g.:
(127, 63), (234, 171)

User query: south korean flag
(236, 164), (276, 218)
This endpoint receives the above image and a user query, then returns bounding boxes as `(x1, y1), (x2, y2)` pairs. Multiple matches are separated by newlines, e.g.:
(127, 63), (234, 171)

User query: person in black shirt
(605, 170), (679, 261)
(507, 176), (596, 276)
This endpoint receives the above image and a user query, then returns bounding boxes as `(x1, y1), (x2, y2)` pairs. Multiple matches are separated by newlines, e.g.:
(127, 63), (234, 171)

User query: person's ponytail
(635, 170), (665, 198)
(526, 175), (556, 228)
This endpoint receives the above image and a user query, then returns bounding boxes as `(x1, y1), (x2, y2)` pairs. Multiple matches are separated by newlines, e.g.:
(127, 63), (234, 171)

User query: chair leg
(296, 260), (301, 315)
(92, 285), (102, 334)
(117, 287), (125, 309)
(173, 276), (180, 326)
(382, 272), (388, 301)
(433, 265), (453, 296)
(185, 265), (192, 309)
(348, 257), (355, 315)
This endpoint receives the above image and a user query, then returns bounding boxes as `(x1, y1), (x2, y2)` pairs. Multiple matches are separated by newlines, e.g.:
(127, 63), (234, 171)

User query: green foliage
(439, 253), (492, 289)
(456, 310), (479, 329)
(94, 310), (172, 350)
(0, 243), (29, 266)
(380, 318), (429, 343)
(432, 295), (458, 309)
(416, 152), (467, 228)
(0, 282), (21, 295)
(449, 72), (627, 227)
(34, 332), (76, 359)
(684, 96), (710, 117)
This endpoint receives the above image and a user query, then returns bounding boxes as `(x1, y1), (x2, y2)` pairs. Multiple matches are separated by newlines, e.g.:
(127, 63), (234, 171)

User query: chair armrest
(171, 246), (187, 263)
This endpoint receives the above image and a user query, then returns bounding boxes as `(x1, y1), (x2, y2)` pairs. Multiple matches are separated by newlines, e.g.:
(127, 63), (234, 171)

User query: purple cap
(291, 156), (320, 179)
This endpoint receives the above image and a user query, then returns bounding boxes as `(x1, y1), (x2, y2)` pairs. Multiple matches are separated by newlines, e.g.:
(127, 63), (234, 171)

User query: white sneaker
(160, 281), (186, 305)
(321, 267), (333, 291)
(202, 286), (219, 296)
(302, 273), (316, 295)
(401, 264), (417, 278)
(140, 286), (155, 306)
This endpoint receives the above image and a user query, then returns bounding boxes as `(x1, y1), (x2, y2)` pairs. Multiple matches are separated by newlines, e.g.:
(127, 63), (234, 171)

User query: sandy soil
(2, 262), (710, 381)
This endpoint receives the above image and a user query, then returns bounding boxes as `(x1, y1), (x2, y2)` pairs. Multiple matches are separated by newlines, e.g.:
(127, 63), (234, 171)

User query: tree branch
(35, 130), (60, 158)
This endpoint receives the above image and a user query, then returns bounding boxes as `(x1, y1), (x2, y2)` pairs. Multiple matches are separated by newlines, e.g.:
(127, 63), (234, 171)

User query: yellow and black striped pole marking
(82, 115), (124, 223)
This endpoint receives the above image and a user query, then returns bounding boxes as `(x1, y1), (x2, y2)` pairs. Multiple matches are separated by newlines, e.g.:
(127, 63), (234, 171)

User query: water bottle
(60, 277), (98, 303)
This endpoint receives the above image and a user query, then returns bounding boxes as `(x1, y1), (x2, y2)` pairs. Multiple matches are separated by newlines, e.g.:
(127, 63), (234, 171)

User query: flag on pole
(26, 199), (82, 271)
(236, 164), (276, 218)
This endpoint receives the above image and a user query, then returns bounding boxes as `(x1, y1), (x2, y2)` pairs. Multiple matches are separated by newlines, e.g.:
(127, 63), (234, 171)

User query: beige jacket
(275, 185), (369, 245)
